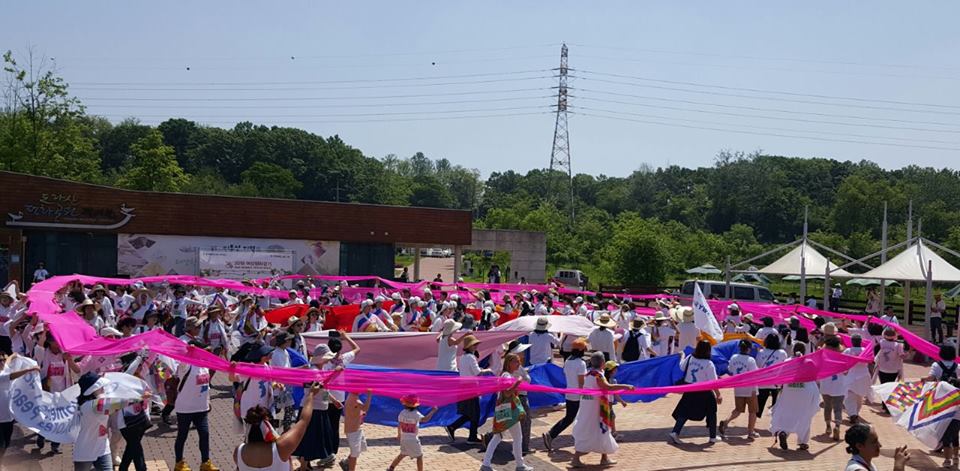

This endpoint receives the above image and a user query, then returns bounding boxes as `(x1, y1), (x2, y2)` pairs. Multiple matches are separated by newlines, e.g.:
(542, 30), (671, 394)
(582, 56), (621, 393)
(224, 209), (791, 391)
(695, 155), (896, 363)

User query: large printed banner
(198, 249), (293, 279)
(118, 233), (339, 278)
(874, 381), (960, 448)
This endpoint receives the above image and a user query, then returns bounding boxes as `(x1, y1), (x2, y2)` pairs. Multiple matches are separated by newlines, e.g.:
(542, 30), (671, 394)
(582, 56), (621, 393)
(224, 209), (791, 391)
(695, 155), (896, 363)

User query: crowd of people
(0, 274), (943, 470)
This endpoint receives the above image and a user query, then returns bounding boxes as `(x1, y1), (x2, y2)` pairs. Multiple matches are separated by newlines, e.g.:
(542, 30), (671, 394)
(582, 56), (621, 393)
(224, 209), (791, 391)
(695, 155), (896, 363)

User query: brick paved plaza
(0, 361), (944, 471)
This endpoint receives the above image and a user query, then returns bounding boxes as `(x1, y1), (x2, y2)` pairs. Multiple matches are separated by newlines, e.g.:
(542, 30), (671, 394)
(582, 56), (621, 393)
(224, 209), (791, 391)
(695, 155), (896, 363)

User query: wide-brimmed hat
(91, 284), (108, 294)
(631, 318), (645, 329)
(653, 312), (671, 322)
(0, 283), (16, 302)
(462, 335), (481, 349)
(441, 318), (462, 336)
(742, 313), (754, 323)
(822, 322), (838, 336)
(573, 296), (584, 304)
(571, 337), (589, 351)
(245, 343), (275, 362)
(594, 313), (617, 328)
(100, 326), (122, 338)
(535, 316), (551, 331)
(206, 304), (224, 315)
(400, 394), (420, 408)
(77, 298), (97, 310)
(680, 307), (695, 322)
(185, 317), (202, 330)
(507, 339), (530, 355)
(391, 292), (402, 300)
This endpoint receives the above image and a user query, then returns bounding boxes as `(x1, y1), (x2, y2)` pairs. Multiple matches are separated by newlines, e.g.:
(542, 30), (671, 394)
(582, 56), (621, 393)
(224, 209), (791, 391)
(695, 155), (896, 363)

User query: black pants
(449, 398), (481, 440)
(120, 424), (147, 471)
(879, 371), (899, 384)
(174, 411), (210, 462)
(757, 388), (779, 418)
(932, 317), (944, 344)
(326, 406), (342, 454)
(547, 400), (580, 439)
(0, 421), (13, 449)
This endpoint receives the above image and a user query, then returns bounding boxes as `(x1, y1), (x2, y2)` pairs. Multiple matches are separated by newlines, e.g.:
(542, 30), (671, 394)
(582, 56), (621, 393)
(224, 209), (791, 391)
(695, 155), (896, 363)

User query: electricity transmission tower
(549, 43), (574, 223)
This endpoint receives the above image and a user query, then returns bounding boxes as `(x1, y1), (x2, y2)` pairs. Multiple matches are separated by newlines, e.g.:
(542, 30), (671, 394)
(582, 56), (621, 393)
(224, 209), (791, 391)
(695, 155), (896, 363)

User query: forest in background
(5, 50), (960, 286)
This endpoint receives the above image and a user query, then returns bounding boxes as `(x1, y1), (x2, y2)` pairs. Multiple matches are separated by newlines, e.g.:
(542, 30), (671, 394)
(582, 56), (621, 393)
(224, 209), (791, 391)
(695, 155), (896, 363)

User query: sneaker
(778, 431), (788, 450)
(50, 444), (61, 454)
(516, 465), (534, 471)
(709, 437), (721, 443)
(748, 431), (760, 439)
(174, 462), (192, 471)
(317, 456), (336, 467)
(718, 420), (727, 438)
(479, 466), (494, 471)
(200, 460), (219, 471)
(944, 458), (953, 468)
(668, 432), (683, 444)
(444, 425), (455, 442)
(339, 459), (349, 471)
(542, 432), (553, 452)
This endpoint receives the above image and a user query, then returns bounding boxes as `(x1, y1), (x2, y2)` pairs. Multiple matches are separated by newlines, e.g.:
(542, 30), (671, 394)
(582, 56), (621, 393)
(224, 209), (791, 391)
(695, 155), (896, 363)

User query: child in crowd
(340, 390), (373, 471)
(604, 361), (628, 439)
(719, 339), (759, 439)
(819, 337), (846, 442)
(388, 395), (438, 471)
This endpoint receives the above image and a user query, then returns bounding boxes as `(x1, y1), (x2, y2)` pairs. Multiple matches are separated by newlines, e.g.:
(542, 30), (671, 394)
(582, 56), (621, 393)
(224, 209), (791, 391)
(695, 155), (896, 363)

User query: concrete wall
(466, 229), (547, 283)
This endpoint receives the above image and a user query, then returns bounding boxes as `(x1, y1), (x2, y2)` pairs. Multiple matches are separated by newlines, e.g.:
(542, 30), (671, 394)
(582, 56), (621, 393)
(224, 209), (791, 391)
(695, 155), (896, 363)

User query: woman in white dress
(571, 351), (635, 467)
(843, 335), (873, 424)
(770, 343), (821, 451)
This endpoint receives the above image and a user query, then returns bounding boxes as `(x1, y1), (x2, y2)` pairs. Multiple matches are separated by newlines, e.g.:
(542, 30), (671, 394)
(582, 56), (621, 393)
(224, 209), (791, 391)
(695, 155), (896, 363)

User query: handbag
(675, 356), (692, 385)
(492, 394), (525, 434)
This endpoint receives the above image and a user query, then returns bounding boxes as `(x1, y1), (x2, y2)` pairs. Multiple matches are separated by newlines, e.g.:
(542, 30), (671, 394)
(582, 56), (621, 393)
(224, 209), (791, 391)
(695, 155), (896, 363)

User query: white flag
(693, 283), (724, 343)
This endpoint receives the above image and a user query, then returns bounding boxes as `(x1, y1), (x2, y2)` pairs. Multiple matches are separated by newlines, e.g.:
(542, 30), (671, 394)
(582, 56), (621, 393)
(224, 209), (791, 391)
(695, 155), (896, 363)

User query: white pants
(482, 423), (524, 468)
(844, 392), (863, 417)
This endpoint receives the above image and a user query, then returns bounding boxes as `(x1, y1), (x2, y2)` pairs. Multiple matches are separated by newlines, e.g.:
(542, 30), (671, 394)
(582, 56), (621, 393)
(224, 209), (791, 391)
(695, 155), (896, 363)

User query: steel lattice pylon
(549, 43), (573, 222)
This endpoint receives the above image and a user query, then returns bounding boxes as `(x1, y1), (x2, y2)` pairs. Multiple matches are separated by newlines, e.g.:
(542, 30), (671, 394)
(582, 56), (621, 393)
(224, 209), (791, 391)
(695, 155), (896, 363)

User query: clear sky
(4, 2), (960, 177)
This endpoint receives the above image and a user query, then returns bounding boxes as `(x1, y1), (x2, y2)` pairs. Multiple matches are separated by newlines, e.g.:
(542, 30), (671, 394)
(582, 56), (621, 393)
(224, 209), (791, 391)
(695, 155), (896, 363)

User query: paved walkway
(2, 363), (945, 470)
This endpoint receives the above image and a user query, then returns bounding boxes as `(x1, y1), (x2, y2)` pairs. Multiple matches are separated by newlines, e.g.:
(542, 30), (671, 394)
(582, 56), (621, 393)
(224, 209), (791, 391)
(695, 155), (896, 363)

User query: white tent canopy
(858, 239), (960, 282)
(757, 241), (855, 278)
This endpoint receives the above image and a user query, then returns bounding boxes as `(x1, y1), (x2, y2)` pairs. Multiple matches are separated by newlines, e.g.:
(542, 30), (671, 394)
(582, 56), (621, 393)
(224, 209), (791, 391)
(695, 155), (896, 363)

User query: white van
(678, 280), (775, 303)
(554, 269), (587, 289)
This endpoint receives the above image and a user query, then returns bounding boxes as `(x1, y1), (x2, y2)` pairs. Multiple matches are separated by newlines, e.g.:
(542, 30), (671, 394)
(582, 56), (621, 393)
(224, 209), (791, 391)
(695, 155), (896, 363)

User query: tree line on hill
(4, 50), (960, 286)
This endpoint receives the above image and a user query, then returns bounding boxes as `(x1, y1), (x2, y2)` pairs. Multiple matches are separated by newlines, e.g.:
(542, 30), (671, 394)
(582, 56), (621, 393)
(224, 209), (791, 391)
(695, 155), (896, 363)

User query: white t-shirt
(755, 327), (779, 343)
(562, 357), (587, 401)
(33, 268), (50, 282)
(240, 376), (274, 418)
(41, 352), (72, 393)
(680, 356), (717, 384)
(398, 409), (424, 440)
(437, 336), (459, 372)
(528, 331), (559, 364)
(651, 324), (675, 357)
(271, 348), (290, 369)
(727, 353), (758, 397)
(677, 322), (699, 351)
(875, 339), (904, 374)
(0, 372), (12, 422)
(459, 353), (482, 377)
(174, 364), (210, 414)
(74, 400), (111, 462)
(755, 348), (788, 389)
(325, 351), (355, 402)
(929, 360), (956, 381)
(587, 328), (617, 362)
(843, 347), (870, 379)
(819, 370), (847, 397)
(880, 314), (900, 326)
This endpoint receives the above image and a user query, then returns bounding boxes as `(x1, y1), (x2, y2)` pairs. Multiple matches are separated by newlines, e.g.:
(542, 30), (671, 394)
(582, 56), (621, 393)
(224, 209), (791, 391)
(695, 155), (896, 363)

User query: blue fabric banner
(682, 339), (759, 376)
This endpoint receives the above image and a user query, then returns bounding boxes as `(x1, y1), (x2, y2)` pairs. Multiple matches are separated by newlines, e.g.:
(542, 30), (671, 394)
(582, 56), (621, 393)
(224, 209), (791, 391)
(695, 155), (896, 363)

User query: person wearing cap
(436, 318), (469, 373)
(73, 371), (152, 471)
(620, 318), (655, 363)
(232, 343), (280, 423)
(543, 337), (589, 451)
(201, 306), (229, 358)
(478, 302), (500, 331)
(399, 298), (422, 332)
(351, 299), (388, 333)
(304, 308), (324, 333)
(283, 290), (304, 307)
(571, 351), (634, 467)
(588, 313), (619, 362)
(676, 306), (699, 352)
(172, 341), (216, 471)
(172, 288), (205, 338)
(179, 317), (204, 345)
(389, 394), (439, 471)
(0, 285), (27, 355)
(0, 352), (40, 461)
(528, 316), (559, 365)
(372, 296), (398, 332)
(445, 334), (491, 444)
(293, 347), (342, 469)
(429, 301), (457, 333)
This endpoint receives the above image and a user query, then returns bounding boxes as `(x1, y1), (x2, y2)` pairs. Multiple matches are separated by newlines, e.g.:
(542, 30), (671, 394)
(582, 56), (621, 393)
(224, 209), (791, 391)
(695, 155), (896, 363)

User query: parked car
(419, 248), (452, 257)
(677, 279), (775, 304)
(554, 269), (587, 289)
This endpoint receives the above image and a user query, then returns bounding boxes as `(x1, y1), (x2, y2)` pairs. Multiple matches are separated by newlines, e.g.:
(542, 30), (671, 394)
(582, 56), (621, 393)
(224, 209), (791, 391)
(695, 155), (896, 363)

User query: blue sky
(4, 2), (960, 177)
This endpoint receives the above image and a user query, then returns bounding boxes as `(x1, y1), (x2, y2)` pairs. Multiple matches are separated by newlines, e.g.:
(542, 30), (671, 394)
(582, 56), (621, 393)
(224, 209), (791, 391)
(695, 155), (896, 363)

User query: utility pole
(549, 43), (574, 223)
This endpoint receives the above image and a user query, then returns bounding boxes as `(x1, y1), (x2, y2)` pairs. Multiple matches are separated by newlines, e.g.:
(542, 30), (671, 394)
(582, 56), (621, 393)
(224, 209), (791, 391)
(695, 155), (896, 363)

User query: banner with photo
(118, 233), (339, 278)
(198, 249), (293, 279)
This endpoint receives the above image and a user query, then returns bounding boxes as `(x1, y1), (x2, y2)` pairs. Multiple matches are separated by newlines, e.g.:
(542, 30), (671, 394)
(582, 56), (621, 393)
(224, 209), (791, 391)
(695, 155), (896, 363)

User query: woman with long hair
(480, 353), (530, 471)
(236, 383), (323, 471)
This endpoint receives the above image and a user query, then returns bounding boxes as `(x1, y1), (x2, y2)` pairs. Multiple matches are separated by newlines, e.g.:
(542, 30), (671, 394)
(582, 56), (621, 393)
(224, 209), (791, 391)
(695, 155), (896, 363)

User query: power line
(575, 93), (960, 135)
(579, 70), (960, 110)
(70, 68), (553, 86)
(577, 75), (960, 116)
(70, 75), (553, 92)
(575, 110), (960, 152)
(84, 95), (552, 110)
(97, 105), (551, 119)
(574, 106), (960, 146)
(76, 87), (549, 102)
(124, 111), (550, 125)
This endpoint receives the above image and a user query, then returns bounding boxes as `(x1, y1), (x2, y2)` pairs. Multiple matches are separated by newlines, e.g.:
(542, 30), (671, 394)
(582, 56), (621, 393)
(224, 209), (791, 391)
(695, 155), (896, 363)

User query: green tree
(241, 162), (302, 198)
(116, 130), (189, 192)
(601, 214), (673, 286)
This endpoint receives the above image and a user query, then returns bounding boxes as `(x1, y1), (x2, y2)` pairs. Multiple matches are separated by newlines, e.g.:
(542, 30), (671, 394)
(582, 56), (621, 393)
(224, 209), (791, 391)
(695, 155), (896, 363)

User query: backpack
(621, 331), (641, 363)
(938, 361), (960, 386)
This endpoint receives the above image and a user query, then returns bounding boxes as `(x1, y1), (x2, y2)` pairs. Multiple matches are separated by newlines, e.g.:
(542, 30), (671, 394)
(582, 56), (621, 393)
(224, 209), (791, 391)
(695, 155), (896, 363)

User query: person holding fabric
(90, 285), (116, 327)
(650, 313), (676, 358)
(339, 390), (373, 471)
(351, 299), (388, 333)
(571, 351), (634, 467)
(234, 344), (279, 422)
(446, 334), (491, 444)
(844, 423), (911, 471)
(755, 334), (788, 418)
(74, 371), (152, 471)
(323, 331), (360, 459)
(924, 345), (960, 467)
(675, 307), (699, 352)
(236, 383), (324, 471)
(620, 318), (654, 362)
(820, 337), (847, 442)
(172, 287), (205, 337)
(770, 343), (821, 451)
(0, 352), (41, 464)
(528, 316), (559, 364)
(843, 334), (872, 425)
(119, 353), (154, 471)
(37, 335), (80, 453)
(508, 340), (533, 454)
(201, 305), (229, 359)
(588, 313), (618, 362)
(480, 353), (532, 471)
(173, 341), (217, 471)
(875, 327), (907, 386)
(388, 394), (438, 471)
(718, 339), (759, 440)
(436, 318), (467, 372)
(303, 308), (324, 333)
(669, 340), (722, 445)
(543, 337), (588, 451)
(294, 347), (341, 470)
(135, 310), (162, 335)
